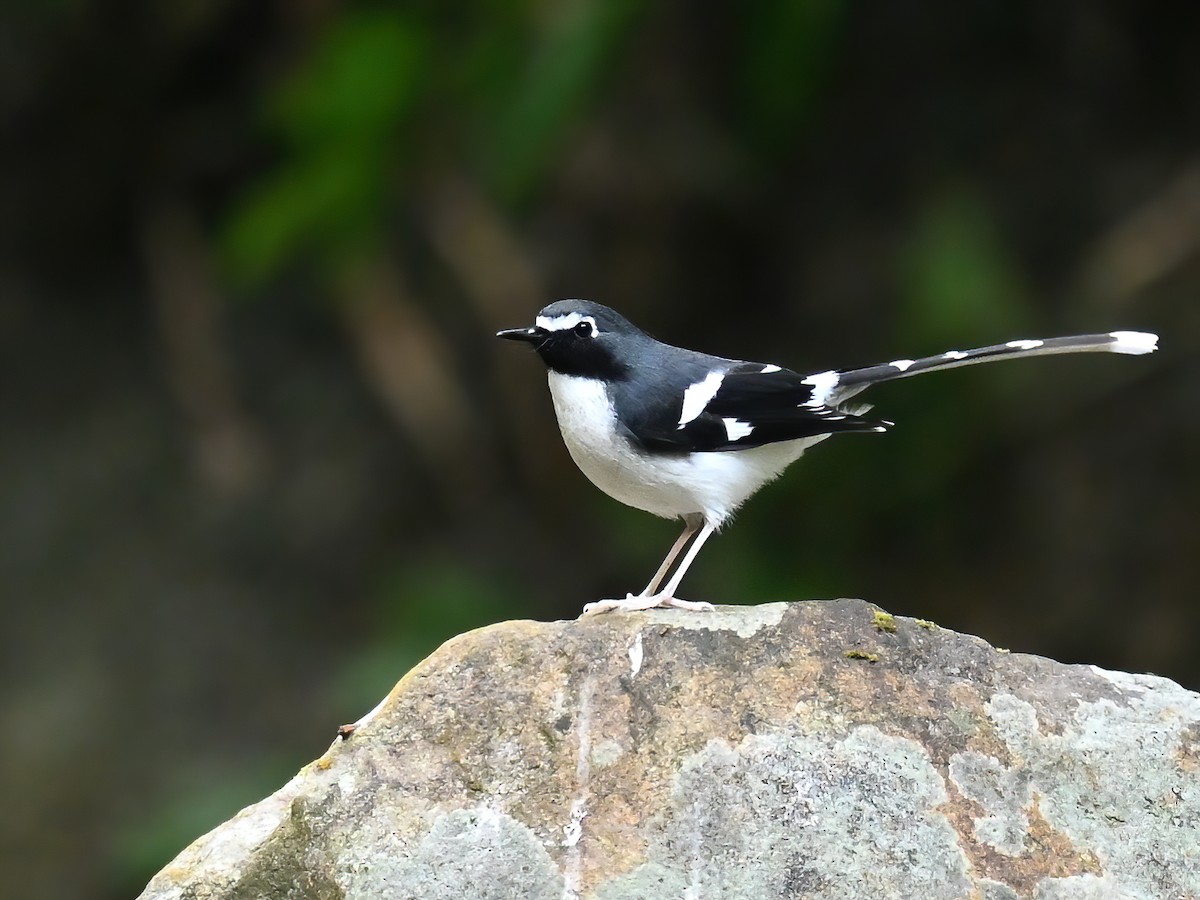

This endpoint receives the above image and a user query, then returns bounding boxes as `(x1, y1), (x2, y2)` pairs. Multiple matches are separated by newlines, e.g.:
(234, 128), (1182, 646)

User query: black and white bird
(498, 300), (1157, 616)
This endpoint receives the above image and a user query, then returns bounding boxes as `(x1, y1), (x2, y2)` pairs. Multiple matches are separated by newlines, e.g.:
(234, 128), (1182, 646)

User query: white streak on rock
(562, 676), (596, 898)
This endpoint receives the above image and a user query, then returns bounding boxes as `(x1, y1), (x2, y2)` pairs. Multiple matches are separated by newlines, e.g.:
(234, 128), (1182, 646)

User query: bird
(497, 300), (1158, 616)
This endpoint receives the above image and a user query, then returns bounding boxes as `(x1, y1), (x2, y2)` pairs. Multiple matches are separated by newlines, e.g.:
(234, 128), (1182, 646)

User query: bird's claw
(580, 593), (715, 617)
(659, 597), (716, 612)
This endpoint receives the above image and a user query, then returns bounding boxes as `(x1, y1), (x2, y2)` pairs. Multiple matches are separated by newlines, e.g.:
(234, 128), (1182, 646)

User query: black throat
(537, 337), (630, 381)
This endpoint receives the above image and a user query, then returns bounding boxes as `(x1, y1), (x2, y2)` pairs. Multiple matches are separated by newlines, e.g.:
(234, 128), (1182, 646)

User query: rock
(138, 600), (1200, 900)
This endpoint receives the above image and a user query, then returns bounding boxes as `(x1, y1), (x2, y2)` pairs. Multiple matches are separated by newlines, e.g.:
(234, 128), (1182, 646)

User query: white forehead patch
(535, 312), (598, 337)
(678, 370), (725, 428)
(1006, 339), (1043, 350)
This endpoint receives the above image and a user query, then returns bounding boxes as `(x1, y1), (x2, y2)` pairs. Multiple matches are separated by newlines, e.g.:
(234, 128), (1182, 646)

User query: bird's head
(497, 299), (637, 379)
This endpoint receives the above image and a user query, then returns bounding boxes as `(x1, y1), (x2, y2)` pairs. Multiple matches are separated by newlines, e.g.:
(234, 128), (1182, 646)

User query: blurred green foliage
(740, 0), (846, 151)
(224, 10), (431, 282)
(223, 0), (645, 284)
(901, 186), (1033, 347)
(0, 3), (1192, 900)
(483, 0), (643, 200)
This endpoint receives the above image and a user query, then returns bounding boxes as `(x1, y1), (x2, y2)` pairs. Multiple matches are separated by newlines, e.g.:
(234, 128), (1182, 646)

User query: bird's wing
(625, 362), (889, 453)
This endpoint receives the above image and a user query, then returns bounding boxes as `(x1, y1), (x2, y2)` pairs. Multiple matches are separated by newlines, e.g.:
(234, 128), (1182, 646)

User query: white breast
(546, 372), (824, 525)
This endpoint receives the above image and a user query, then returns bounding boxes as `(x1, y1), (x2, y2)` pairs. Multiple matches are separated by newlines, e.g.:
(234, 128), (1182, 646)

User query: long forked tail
(819, 330), (1158, 405)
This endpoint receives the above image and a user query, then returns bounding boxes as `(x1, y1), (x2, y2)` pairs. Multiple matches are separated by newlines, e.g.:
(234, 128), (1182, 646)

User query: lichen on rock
(138, 600), (1200, 900)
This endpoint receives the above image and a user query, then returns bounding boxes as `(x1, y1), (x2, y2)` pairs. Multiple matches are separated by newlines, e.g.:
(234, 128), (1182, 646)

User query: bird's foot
(580, 593), (716, 617)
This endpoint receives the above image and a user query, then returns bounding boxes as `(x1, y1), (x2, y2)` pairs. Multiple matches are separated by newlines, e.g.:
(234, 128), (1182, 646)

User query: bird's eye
(574, 321), (594, 337)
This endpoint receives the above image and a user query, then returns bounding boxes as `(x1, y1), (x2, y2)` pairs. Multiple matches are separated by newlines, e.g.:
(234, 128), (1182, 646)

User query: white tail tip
(1108, 331), (1158, 355)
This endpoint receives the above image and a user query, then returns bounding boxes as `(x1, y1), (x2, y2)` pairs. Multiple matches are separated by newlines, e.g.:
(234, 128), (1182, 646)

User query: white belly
(546, 372), (822, 524)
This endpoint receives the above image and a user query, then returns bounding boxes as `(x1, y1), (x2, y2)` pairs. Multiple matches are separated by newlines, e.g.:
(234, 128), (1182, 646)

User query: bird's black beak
(496, 326), (545, 343)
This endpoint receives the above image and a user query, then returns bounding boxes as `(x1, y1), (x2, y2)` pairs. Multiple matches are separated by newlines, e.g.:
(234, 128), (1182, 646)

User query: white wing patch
(1006, 339), (1043, 350)
(678, 371), (725, 428)
(536, 312), (598, 337)
(721, 417), (755, 441)
(801, 370), (840, 406)
(760, 364), (781, 374)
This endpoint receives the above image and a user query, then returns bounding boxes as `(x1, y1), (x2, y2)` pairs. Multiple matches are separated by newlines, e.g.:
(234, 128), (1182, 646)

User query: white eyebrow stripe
(678, 371), (725, 427)
(535, 313), (598, 336)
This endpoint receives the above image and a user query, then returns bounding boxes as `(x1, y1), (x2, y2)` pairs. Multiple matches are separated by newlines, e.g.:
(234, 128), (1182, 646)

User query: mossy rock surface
(139, 599), (1200, 900)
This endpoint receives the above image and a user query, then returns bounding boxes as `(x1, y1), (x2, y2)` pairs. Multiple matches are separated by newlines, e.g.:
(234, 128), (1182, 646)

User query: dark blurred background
(2, 1), (1197, 897)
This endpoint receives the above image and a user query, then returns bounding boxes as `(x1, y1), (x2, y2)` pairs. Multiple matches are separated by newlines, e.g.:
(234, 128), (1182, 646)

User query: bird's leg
(640, 516), (702, 596)
(648, 521), (716, 608)
(581, 518), (716, 616)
